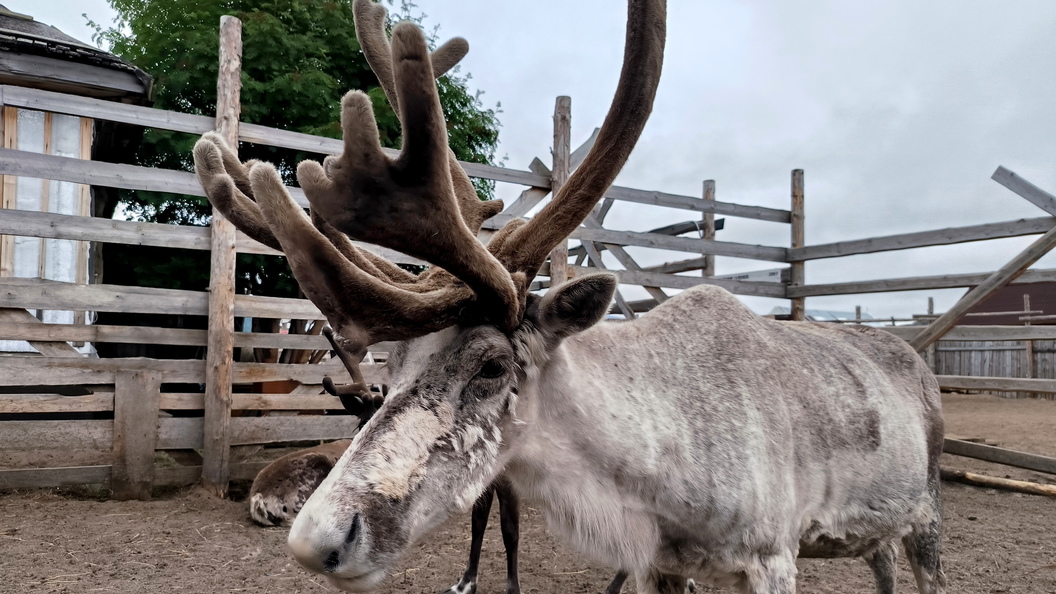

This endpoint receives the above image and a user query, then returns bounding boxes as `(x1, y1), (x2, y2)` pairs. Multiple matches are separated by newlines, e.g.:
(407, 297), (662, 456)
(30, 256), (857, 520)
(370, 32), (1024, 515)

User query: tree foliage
(90, 0), (501, 295)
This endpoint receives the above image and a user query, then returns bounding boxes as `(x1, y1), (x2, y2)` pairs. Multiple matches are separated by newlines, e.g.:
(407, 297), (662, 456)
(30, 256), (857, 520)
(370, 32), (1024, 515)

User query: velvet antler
(193, 0), (667, 409)
(295, 22), (519, 330)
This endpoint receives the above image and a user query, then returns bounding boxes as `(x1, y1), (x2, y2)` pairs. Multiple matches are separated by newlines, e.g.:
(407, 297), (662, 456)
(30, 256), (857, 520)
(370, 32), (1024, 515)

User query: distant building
(954, 282), (1056, 326)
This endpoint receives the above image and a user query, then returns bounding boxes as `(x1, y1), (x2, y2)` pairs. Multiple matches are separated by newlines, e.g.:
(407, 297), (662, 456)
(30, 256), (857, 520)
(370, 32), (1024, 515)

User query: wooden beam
(603, 184), (791, 223)
(935, 374), (1056, 394)
(0, 85), (793, 221)
(546, 266), (788, 298)
(111, 370), (162, 500)
(909, 223), (1056, 351)
(789, 267), (1056, 298)
(0, 392), (114, 414)
(548, 96), (571, 286)
(0, 278), (326, 321)
(944, 438), (1056, 476)
(582, 212), (669, 304)
(0, 355), (386, 387)
(0, 465), (111, 489)
(883, 324), (1056, 342)
(157, 415), (363, 450)
(789, 216), (1055, 262)
(202, 15), (242, 498)
(702, 180), (716, 278)
(789, 169), (806, 321)
(992, 166), (1056, 217)
(0, 84), (550, 190)
(485, 216), (788, 261)
(0, 321), (329, 352)
(0, 307), (81, 357)
(580, 241), (635, 319)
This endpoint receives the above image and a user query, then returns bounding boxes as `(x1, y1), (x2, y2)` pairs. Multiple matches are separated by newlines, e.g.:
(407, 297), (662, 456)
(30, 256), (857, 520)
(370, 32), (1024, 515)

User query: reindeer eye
(477, 360), (505, 379)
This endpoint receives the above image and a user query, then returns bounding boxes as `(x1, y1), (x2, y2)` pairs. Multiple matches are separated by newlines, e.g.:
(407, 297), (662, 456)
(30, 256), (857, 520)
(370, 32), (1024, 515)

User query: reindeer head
(193, 0), (665, 589)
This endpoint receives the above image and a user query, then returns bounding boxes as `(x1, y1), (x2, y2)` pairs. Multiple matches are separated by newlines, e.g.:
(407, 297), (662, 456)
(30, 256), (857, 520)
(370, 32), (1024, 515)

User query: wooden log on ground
(941, 468), (1056, 497)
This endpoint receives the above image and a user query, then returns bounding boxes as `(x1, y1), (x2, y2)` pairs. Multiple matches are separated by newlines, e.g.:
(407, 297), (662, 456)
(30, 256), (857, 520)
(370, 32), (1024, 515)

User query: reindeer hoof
(439, 579), (476, 594)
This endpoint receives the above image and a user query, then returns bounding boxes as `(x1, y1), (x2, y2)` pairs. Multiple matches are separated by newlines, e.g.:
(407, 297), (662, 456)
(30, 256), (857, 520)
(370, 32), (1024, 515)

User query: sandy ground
(1, 392), (1055, 594)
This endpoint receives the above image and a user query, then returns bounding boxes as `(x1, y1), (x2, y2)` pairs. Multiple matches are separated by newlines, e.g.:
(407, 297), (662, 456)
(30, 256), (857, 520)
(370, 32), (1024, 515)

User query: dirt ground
(2, 392), (1055, 594)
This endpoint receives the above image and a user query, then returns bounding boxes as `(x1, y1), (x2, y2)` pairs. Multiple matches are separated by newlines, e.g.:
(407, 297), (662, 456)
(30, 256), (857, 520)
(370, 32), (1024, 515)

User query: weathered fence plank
(991, 166), (1056, 217)
(789, 216), (1056, 262)
(789, 169), (805, 321)
(883, 325), (1056, 342)
(111, 370), (161, 500)
(935, 374), (1056, 394)
(0, 466), (111, 489)
(789, 267), (1056, 298)
(944, 438), (1056, 475)
(157, 415), (362, 450)
(1, 420), (112, 450)
(0, 308), (81, 357)
(0, 357), (385, 387)
(0, 321), (330, 350)
(0, 392), (114, 414)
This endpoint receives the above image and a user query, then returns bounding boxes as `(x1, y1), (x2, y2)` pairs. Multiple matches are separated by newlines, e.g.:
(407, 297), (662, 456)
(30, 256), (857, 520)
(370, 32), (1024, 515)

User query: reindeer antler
(295, 21), (519, 330)
(194, 0), (666, 405)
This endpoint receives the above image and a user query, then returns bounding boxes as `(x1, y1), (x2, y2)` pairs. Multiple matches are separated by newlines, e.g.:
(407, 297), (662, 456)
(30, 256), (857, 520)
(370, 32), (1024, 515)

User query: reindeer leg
(495, 478), (521, 594)
(442, 485), (495, 594)
(604, 571), (630, 594)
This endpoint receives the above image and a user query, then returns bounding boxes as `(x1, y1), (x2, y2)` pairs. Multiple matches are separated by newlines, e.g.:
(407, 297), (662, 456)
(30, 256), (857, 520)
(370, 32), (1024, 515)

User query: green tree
(91, 0), (501, 296)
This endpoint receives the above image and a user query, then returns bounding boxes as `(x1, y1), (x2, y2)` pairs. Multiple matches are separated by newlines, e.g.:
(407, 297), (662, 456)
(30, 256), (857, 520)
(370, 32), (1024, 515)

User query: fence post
(702, 180), (716, 278)
(111, 370), (162, 500)
(548, 96), (571, 286)
(924, 297), (937, 372)
(789, 169), (805, 320)
(202, 14), (242, 498)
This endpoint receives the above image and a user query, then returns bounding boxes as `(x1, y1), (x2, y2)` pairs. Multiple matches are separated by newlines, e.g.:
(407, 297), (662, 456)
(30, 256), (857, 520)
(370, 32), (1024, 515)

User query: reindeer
(192, 0), (946, 592)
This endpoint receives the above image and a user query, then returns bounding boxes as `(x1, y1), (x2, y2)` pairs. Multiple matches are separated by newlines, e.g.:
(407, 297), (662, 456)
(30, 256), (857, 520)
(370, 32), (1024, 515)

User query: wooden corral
(2, 17), (1056, 498)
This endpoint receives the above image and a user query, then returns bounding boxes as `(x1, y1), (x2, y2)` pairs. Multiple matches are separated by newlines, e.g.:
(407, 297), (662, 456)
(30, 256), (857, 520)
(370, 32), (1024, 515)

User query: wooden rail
(0, 84), (789, 222)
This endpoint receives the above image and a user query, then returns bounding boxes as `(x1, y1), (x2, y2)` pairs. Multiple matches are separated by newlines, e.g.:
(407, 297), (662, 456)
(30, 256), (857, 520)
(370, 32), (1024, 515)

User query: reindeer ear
(536, 273), (618, 339)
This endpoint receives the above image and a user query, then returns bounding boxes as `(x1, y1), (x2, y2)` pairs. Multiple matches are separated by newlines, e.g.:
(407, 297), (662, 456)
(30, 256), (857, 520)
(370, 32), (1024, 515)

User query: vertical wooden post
(924, 297), (937, 372)
(789, 169), (805, 321)
(1023, 294), (1034, 382)
(111, 370), (162, 500)
(202, 15), (242, 498)
(854, 305), (862, 323)
(548, 96), (571, 286)
(702, 180), (716, 278)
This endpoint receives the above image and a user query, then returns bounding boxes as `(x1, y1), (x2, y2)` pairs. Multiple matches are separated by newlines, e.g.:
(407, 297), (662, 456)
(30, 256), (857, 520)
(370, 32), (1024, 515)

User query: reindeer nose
(289, 512), (362, 573)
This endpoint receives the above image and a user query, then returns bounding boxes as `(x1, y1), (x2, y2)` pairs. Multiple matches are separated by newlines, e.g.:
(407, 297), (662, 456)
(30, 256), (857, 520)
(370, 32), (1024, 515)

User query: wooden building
(0, 5), (151, 352)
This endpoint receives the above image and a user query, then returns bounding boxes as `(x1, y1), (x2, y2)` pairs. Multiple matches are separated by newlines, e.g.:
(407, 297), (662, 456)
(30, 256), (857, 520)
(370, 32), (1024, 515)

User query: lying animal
(249, 440), (351, 527)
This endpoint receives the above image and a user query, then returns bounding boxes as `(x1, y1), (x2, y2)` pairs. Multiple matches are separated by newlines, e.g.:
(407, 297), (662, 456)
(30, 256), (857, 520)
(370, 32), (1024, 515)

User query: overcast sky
(17, 0), (1056, 318)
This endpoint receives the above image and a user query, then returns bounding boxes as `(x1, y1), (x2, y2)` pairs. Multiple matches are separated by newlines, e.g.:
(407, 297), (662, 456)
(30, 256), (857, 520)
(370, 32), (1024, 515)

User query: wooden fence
(0, 13), (802, 495)
(3, 17), (1056, 493)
